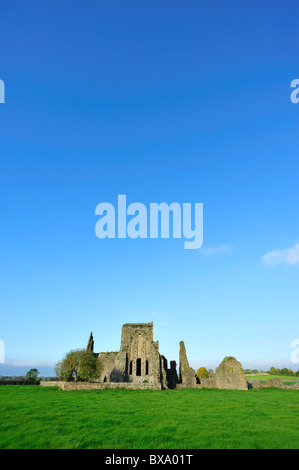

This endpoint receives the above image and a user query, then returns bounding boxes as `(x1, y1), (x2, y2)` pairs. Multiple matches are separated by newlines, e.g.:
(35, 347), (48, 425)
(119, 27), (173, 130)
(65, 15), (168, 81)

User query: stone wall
(40, 381), (162, 391)
(98, 351), (120, 382)
(248, 378), (299, 390)
(179, 341), (197, 388)
(198, 357), (248, 390)
(214, 356), (248, 390)
(41, 378), (299, 392)
(40, 381), (65, 388)
(120, 322), (154, 351)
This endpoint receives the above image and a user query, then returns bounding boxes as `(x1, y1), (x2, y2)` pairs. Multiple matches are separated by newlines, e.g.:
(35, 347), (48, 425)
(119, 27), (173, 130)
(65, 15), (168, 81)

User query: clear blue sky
(0, 1), (298, 376)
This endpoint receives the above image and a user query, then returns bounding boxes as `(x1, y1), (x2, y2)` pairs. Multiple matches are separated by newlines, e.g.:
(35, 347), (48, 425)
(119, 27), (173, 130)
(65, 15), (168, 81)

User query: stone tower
(94, 321), (179, 388)
(120, 322), (160, 385)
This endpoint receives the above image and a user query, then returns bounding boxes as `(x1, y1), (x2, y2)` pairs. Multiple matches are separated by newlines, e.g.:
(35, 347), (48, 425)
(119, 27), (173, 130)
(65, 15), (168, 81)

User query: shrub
(196, 367), (209, 378)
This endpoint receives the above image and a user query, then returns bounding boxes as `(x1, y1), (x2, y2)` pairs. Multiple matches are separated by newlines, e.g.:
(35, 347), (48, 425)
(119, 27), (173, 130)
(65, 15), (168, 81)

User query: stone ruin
(83, 322), (249, 390)
(247, 377), (299, 390)
(41, 321), (297, 391)
(88, 322), (179, 389)
(178, 341), (197, 388)
(199, 356), (248, 390)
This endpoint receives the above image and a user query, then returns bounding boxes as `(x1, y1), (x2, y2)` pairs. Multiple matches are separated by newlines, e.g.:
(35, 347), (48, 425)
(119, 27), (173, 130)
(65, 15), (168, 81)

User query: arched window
(145, 360), (149, 375)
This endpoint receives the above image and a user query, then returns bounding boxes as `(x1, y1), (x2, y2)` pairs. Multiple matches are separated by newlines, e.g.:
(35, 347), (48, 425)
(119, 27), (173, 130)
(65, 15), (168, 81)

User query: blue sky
(0, 1), (298, 376)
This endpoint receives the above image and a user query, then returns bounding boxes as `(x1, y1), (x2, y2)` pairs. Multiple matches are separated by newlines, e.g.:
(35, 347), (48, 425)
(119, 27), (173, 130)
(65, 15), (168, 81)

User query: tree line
(268, 367), (299, 377)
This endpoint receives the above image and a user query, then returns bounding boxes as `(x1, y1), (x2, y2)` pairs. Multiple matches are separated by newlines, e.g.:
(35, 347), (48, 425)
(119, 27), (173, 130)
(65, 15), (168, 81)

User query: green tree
(196, 367), (209, 378)
(78, 349), (103, 381)
(55, 350), (83, 381)
(55, 349), (102, 382)
(26, 368), (39, 384)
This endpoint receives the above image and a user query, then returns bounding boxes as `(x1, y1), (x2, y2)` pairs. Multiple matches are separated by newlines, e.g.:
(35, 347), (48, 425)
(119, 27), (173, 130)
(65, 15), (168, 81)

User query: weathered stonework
(40, 381), (161, 391)
(86, 332), (94, 352)
(88, 322), (180, 390)
(247, 378), (299, 390)
(119, 322), (161, 385)
(178, 341), (197, 388)
(199, 357), (248, 390)
(247, 379), (263, 389)
(214, 356), (248, 390)
(264, 377), (285, 389)
(47, 321), (298, 391)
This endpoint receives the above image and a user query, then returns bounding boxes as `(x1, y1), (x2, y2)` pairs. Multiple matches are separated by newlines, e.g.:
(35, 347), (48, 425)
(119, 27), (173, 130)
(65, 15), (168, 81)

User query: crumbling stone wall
(97, 351), (119, 382)
(40, 381), (161, 391)
(200, 369), (216, 388)
(200, 357), (248, 390)
(159, 355), (168, 389)
(214, 356), (248, 390)
(86, 332), (94, 352)
(264, 377), (285, 389)
(179, 341), (197, 388)
(247, 379), (263, 389)
(247, 378), (299, 390)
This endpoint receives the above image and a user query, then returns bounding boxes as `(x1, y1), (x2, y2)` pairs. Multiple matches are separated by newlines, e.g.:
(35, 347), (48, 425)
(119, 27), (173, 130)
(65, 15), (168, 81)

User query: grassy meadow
(1, 386), (299, 449)
(246, 375), (299, 384)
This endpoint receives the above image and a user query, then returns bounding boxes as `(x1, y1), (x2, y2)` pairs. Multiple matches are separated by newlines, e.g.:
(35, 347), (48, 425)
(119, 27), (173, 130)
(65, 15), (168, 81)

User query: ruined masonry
(84, 322), (248, 390)
(41, 321), (263, 391)
(89, 322), (179, 389)
(199, 356), (248, 391)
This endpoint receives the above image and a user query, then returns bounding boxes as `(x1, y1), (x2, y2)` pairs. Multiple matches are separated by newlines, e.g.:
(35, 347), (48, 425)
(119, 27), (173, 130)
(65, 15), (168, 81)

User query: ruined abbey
(84, 321), (247, 390)
(87, 321), (186, 389)
(40, 321), (299, 391)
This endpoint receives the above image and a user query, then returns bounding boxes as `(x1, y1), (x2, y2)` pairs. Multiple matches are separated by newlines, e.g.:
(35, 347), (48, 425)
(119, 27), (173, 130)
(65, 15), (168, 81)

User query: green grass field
(0, 386), (299, 449)
(246, 375), (299, 383)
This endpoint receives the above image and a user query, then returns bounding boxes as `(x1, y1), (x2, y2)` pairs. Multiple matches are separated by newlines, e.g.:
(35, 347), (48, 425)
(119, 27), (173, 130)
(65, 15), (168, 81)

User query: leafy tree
(55, 349), (102, 382)
(78, 349), (103, 381)
(196, 367), (209, 378)
(25, 368), (39, 384)
(55, 350), (83, 381)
